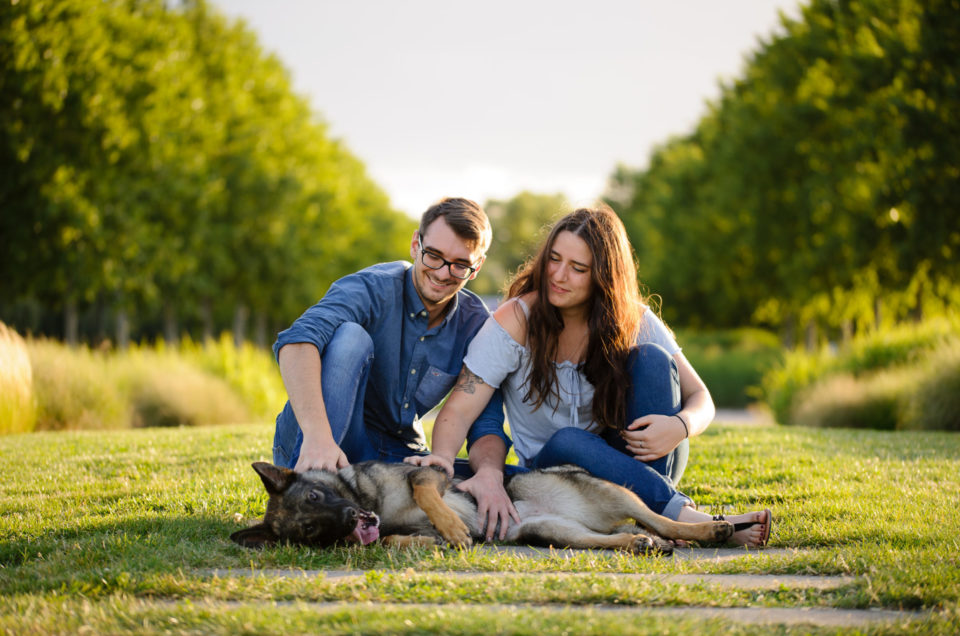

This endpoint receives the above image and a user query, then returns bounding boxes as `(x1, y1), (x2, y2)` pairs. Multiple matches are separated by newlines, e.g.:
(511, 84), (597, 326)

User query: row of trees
(606, 0), (959, 343)
(0, 0), (412, 346)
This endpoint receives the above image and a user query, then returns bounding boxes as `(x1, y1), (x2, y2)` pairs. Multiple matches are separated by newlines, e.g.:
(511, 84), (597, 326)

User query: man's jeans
(272, 322), (500, 478)
(529, 343), (693, 519)
(273, 322), (419, 468)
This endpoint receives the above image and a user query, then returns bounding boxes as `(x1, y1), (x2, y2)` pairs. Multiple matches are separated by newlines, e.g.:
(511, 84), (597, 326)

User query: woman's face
(545, 230), (593, 312)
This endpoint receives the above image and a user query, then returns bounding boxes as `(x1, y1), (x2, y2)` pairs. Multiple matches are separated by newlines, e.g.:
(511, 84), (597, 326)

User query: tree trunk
(781, 315), (796, 349)
(201, 298), (214, 342)
(163, 301), (178, 345)
(874, 297), (882, 331)
(64, 298), (79, 346)
(804, 320), (818, 352)
(233, 303), (248, 348)
(116, 307), (130, 350)
(253, 310), (268, 349)
(841, 319), (853, 346)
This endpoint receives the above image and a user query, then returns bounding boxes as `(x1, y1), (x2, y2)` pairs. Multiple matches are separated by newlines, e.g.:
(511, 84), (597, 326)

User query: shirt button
(410, 369), (416, 374)
(419, 336), (425, 342)
(409, 312), (415, 318)
(420, 311), (427, 317)
(403, 402), (409, 409)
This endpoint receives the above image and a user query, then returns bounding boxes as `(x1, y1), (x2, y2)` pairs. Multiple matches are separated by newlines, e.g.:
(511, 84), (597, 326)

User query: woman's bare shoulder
(492, 294), (536, 346)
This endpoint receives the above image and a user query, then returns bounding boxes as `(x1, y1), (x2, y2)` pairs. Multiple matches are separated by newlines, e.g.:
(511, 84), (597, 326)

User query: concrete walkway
(203, 551), (931, 629)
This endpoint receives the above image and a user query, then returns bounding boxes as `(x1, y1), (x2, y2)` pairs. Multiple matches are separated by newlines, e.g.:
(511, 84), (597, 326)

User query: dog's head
(230, 462), (380, 549)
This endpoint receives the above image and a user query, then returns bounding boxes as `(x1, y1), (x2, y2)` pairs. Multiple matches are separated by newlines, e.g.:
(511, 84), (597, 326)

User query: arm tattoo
(453, 367), (486, 395)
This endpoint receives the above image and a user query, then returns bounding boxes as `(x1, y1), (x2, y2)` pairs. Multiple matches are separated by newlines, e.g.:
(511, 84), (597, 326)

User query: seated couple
(272, 197), (771, 547)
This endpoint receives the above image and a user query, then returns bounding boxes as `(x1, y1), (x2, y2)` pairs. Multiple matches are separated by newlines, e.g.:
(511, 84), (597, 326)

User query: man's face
(410, 218), (485, 311)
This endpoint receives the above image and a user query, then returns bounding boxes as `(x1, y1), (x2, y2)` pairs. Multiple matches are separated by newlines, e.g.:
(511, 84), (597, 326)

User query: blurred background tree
(0, 0), (410, 346)
(606, 0), (959, 346)
(470, 191), (568, 298)
(2, 0), (958, 354)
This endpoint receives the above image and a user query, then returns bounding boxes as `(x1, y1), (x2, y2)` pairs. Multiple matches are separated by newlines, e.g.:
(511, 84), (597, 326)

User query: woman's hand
(403, 453), (455, 478)
(620, 414), (687, 462)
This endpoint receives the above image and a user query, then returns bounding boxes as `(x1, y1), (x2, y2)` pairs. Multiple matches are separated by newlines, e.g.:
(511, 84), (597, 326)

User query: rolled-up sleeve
(272, 272), (380, 362)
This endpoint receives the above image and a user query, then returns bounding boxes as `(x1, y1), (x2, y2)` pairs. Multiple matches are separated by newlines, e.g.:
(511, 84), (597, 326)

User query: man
(272, 198), (513, 534)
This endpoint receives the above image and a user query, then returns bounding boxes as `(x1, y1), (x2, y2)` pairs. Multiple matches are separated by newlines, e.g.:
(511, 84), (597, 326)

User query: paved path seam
(174, 599), (930, 628)
(204, 568), (855, 591)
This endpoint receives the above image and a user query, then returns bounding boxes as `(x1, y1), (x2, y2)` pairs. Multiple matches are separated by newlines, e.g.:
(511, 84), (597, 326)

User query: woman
(408, 206), (771, 546)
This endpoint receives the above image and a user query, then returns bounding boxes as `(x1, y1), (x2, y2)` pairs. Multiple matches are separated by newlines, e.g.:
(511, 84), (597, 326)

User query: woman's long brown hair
(507, 206), (644, 431)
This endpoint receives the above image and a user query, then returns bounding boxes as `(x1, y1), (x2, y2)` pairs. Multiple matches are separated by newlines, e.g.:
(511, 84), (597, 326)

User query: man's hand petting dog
(403, 454), (521, 541)
(294, 436), (350, 473)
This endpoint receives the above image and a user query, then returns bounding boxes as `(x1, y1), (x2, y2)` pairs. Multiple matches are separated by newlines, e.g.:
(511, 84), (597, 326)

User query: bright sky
(212, 0), (802, 217)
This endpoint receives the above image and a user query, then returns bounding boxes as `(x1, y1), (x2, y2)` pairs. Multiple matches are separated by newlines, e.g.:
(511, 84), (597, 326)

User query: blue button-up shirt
(273, 261), (507, 452)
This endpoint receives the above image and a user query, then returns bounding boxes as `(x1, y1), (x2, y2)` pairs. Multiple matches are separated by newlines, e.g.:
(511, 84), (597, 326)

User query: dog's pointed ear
(230, 523), (278, 549)
(252, 462), (297, 495)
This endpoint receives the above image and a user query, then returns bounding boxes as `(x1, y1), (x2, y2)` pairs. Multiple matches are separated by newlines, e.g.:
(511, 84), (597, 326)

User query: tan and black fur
(230, 461), (734, 554)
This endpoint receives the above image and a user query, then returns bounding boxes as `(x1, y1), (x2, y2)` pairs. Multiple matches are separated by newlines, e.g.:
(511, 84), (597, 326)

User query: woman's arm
(674, 351), (716, 437)
(621, 351), (716, 461)
(430, 365), (499, 465)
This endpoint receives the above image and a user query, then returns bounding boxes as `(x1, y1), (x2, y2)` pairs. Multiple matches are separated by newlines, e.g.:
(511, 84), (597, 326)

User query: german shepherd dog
(231, 461), (735, 554)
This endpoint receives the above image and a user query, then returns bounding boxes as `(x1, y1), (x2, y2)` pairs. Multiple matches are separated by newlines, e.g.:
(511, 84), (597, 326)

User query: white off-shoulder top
(462, 298), (680, 467)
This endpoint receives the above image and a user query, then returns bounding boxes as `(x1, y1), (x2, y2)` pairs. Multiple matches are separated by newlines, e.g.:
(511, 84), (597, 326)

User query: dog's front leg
(409, 468), (472, 548)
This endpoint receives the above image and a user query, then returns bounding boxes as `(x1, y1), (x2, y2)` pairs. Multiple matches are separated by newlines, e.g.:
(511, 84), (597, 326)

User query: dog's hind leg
(409, 467), (472, 548)
(516, 518), (673, 555)
(583, 477), (733, 544)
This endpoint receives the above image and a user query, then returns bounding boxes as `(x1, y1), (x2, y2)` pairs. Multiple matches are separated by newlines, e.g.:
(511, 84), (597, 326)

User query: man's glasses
(418, 233), (477, 280)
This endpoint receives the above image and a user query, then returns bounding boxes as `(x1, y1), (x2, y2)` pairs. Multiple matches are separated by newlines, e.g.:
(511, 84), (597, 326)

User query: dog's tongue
(351, 519), (380, 545)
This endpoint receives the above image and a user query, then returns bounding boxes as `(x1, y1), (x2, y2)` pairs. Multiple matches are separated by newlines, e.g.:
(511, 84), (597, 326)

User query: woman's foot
(714, 510), (772, 547)
(678, 507), (772, 547)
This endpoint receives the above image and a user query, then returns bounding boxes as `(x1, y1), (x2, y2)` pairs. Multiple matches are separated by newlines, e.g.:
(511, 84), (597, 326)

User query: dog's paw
(629, 533), (670, 555)
(438, 517), (472, 548)
(713, 521), (735, 542)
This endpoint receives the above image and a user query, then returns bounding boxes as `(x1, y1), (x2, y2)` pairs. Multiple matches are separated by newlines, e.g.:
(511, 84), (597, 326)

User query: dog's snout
(344, 507), (359, 523)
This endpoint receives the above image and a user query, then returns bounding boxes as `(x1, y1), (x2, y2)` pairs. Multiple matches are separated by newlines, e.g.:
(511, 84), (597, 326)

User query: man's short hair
(419, 197), (492, 254)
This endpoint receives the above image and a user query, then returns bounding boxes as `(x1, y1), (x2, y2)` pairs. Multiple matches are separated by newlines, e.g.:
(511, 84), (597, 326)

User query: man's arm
(277, 342), (349, 472)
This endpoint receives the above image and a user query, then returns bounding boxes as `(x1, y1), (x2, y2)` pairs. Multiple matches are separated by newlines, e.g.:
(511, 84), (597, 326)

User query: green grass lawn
(2, 423), (959, 634)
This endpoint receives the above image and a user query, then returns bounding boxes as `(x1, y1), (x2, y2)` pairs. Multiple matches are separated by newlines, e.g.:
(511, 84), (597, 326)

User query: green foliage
(470, 192), (570, 297)
(0, 321), (36, 434)
(760, 318), (960, 428)
(606, 0), (960, 331)
(676, 328), (782, 407)
(0, 0), (411, 344)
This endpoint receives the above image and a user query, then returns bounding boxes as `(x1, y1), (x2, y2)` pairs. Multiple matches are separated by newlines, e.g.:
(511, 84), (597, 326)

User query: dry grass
(0, 321), (36, 434)
(27, 339), (128, 430)
(116, 353), (250, 428)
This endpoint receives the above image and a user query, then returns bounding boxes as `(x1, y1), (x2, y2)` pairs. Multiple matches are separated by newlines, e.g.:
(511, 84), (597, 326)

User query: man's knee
(323, 322), (374, 366)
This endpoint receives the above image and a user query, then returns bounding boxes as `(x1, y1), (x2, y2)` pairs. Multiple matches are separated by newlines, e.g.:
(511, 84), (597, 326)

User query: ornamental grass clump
(116, 352), (250, 428)
(27, 338), (128, 430)
(899, 339), (960, 432)
(0, 321), (36, 434)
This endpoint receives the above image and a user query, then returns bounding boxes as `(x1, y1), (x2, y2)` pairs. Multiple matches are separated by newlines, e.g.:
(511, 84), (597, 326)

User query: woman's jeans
(529, 343), (693, 519)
